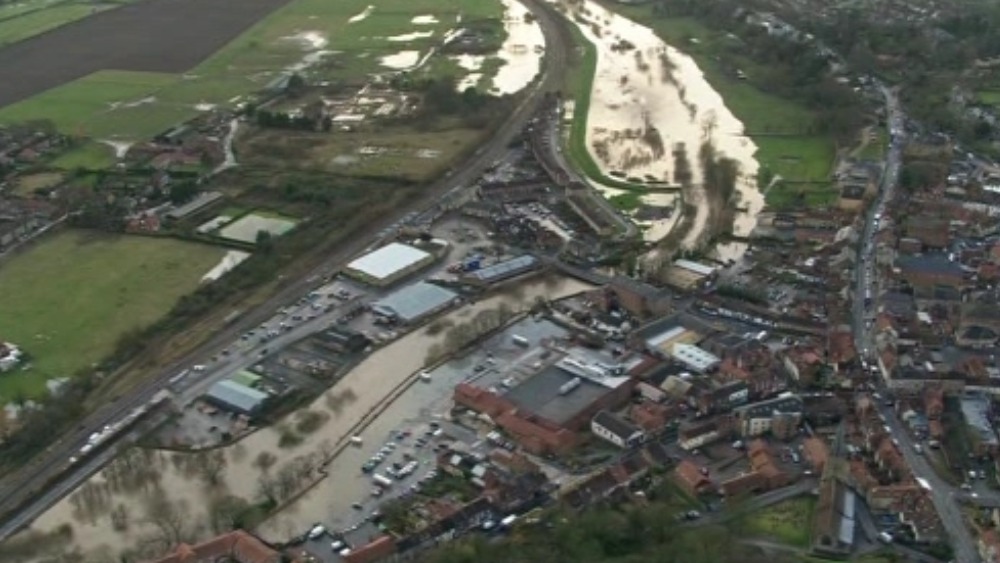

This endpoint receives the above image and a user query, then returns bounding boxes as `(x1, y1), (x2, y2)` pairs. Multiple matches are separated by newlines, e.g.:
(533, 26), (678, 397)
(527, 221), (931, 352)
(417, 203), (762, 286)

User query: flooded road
(23, 276), (591, 561)
(561, 0), (763, 250)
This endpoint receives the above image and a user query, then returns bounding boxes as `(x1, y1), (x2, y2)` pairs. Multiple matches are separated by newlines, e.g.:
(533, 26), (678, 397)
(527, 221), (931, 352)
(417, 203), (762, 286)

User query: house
(747, 439), (791, 489)
(343, 536), (397, 563)
(897, 254), (966, 289)
(674, 460), (712, 496)
(731, 395), (803, 438)
(803, 436), (830, 474)
(591, 411), (644, 449)
(678, 418), (726, 450)
(148, 530), (282, 563)
(924, 386), (944, 420)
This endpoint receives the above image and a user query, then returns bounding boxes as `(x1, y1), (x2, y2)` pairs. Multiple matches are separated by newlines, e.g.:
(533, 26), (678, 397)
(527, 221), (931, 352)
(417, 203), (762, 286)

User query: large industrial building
(460, 255), (540, 286)
(345, 242), (436, 286)
(204, 379), (269, 415)
(454, 349), (636, 455)
(371, 282), (460, 324)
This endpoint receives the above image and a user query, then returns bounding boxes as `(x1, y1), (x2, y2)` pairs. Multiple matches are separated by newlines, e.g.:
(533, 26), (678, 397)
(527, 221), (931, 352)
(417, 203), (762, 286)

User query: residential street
(852, 85), (982, 563)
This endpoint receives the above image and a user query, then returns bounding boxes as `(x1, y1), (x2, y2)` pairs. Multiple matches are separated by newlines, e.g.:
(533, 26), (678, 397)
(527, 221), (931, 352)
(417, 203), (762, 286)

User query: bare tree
(144, 493), (189, 546)
(208, 495), (250, 533)
(191, 449), (228, 488)
(254, 451), (278, 473)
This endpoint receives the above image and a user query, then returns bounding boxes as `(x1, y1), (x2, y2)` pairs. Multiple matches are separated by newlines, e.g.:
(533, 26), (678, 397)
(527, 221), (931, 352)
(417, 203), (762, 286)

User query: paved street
(851, 85), (981, 563)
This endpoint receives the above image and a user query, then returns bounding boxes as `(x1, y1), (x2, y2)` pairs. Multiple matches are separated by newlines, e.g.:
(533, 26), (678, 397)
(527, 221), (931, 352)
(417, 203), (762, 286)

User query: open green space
(742, 496), (815, 548)
(0, 2), (116, 46)
(0, 229), (224, 400)
(0, 0), (506, 139)
(49, 141), (117, 170)
(857, 126), (888, 161)
(585, 7), (836, 206)
(977, 90), (1000, 107)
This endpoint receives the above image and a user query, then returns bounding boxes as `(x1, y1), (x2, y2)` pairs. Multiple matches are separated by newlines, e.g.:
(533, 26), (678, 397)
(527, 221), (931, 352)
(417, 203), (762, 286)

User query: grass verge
(742, 496), (815, 548)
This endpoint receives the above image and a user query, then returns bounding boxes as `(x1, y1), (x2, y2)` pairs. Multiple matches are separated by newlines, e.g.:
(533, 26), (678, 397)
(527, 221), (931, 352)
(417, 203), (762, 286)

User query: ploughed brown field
(0, 0), (291, 108)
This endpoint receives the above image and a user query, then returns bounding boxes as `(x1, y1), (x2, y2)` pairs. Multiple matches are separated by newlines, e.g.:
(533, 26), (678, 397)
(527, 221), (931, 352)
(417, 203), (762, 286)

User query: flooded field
(491, 0), (544, 94)
(451, 0), (543, 95)
(23, 277), (591, 561)
(563, 0), (763, 249)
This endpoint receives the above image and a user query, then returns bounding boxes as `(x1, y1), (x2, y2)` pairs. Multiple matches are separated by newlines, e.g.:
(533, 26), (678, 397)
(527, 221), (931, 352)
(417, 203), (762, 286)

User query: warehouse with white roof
(345, 242), (435, 286)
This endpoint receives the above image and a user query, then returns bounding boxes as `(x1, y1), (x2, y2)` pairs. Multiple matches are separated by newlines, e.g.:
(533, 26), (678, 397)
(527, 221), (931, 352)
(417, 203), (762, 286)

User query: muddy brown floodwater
(562, 0), (763, 254)
(23, 277), (591, 561)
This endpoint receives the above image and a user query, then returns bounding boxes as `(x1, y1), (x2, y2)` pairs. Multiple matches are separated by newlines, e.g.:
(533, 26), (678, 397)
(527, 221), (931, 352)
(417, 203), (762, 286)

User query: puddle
(193, 103), (216, 112)
(348, 5), (374, 23)
(491, 0), (544, 95)
(457, 72), (482, 91)
(379, 50), (421, 70)
(201, 250), (251, 283)
(98, 140), (132, 159)
(451, 54), (486, 71)
(563, 0), (763, 251)
(386, 31), (435, 42)
(284, 31), (327, 50)
(411, 15), (439, 25)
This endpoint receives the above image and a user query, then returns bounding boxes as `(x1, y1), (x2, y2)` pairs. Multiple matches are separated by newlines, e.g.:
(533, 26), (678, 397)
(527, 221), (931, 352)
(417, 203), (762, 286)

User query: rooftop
(670, 343), (721, 372)
(504, 365), (616, 426)
(371, 281), (458, 322)
(464, 255), (538, 283)
(897, 254), (964, 279)
(592, 410), (643, 441)
(206, 379), (269, 413)
(733, 395), (803, 419)
(347, 242), (431, 281)
(960, 395), (999, 446)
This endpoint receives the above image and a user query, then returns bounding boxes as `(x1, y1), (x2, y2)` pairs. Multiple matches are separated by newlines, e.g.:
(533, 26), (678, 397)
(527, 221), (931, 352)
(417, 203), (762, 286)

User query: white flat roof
(670, 343), (720, 371)
(674, 259), (716, 276)
(348, 242), (431, 281)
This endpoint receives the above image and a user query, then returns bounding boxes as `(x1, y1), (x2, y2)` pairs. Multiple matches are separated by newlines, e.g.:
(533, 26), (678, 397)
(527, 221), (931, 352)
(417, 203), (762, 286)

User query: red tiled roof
(344, 536), (396, 563)
(674, 460), (710, 493)
(147, 530), (281, 563)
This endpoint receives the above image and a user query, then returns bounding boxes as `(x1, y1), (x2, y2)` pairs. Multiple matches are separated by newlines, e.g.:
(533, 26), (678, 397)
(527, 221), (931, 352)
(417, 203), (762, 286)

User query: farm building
(371, 282), (459, 324)
(460, 255), (539, 286)
(345, 242), (435, 287)
(204, 379), (269, 415)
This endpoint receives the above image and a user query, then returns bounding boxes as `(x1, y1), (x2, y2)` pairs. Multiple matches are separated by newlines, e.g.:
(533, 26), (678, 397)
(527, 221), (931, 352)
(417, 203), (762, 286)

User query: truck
(373, 474), (393, 488)
(511, 335), (529, 347)
(864, 289), (872, 308)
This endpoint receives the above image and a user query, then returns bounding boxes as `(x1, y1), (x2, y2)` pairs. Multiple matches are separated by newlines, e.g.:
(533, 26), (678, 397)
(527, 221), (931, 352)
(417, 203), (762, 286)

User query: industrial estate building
(460, 255), (540, 286)
(372, 282), (460, 324)
(454, 348), (636, 455)
(345, 242), (436, 287)
(204, 379), (270, 415)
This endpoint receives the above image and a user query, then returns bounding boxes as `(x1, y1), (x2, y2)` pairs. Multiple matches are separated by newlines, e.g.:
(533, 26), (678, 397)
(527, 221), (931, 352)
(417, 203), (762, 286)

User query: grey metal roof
(897, 254), (964, 278)
(466, 255), (538, 283)
(372, 282), (458, 322)
(206, 379), (269, 413)
(503, 365), (609, 426)
(592, 410), (642, 441)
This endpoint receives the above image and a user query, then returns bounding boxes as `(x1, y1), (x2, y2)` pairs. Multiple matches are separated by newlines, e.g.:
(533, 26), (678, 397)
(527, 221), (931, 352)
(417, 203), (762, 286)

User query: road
(851, 85), (981, 563)
(0, 0), (572, 540)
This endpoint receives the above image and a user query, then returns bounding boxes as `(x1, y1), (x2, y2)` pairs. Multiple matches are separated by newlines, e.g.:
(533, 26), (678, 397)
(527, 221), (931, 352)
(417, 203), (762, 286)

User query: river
(561, 0), (763, 254)
(21, 276), (592, 561)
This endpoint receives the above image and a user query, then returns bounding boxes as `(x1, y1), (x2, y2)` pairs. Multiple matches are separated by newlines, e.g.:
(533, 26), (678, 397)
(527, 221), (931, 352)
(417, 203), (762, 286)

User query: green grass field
(0, 3), (115, 46)
(857, 126), (887, 161)
(0, 0), (505, 139)
(0, 230), (224, 399)
(49, 141), (117, 170)
(743, 496), (815, 548)
(978, 90), (1000, 107)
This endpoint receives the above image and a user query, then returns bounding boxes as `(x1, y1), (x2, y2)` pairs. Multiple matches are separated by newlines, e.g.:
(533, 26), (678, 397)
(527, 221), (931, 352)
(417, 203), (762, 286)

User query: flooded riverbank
(561, 0), (763, 251)
(23, 276), (592, 561)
